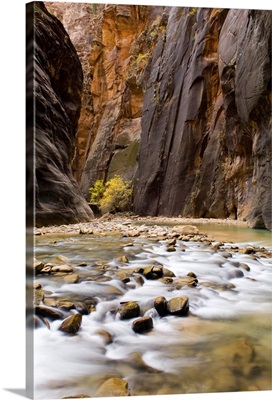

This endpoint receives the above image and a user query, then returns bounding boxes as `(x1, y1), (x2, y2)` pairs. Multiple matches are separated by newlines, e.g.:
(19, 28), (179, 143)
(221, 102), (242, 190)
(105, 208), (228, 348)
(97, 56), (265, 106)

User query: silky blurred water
(34, 226), (272, 399)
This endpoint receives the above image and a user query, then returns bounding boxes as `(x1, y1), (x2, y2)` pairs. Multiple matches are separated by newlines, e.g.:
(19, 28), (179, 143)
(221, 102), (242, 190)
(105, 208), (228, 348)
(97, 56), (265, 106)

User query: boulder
(63, 274), (80, 284)
(174, 277), (198, 288)
(227, 269), (244, 279)
(51, 265), (74, 273)
(119, 301), (140, 320)
(154, 296), (167, 316)
(57, 300), (75, 310)
(163, 268), (176, 277)
(59, 313), (82, 334)
(166, 297), (189, 316)
(143, 265), (163, 280)
(34, 260), (44, 275)
(172, 226), (200, 236)
(187, 271), (197, 278)
(132, 316), (153, 334)
(35, 305), (63, 320)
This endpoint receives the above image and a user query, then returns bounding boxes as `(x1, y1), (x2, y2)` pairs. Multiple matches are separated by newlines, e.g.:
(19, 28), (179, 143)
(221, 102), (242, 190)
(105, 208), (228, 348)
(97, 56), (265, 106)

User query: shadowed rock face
(38, 4), (271, 230)
(133, 8), (271, 230)
(33, 2), (93, 226)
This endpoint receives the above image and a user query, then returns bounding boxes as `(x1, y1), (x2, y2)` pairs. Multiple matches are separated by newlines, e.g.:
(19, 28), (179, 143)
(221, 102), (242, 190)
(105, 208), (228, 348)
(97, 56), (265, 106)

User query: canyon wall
(33, 2), (93, 226)
(47, 2), (169, 198)
(134, 7), (271, 230)
(43, 3), (271, 230)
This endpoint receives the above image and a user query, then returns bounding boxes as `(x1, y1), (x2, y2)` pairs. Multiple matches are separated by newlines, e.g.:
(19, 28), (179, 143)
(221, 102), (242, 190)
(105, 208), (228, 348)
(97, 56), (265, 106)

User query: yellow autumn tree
(89, 175), (133, 214)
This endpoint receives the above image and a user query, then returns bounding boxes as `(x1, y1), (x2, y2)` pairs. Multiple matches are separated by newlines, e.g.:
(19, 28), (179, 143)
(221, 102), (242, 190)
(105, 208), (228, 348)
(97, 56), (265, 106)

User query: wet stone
(43, 298), (57, 307)
(240, 263), (250, 271)
(187, 271), (197, 278)
(75, 302), (91, 315)
(40, 266), (52, 274)
(167, 245), (176, 252)
(133, 275), (144, 286)
(132, 316), (153, 334)
(159, 277), (173, 284)
(34, 288), (44, 306)
(63, 273), (80, 284)
(174, 277), (198, 287)
(96, 329), (113, 345)
(143, 265), (163, 280)
(166, 238), (177, 246)
(163, 268), (176, 277)
(51, 265), (74, 273)
(119, 301), (140, 320)
(35, 305), (64, 321)
(166, 297), (189, 316)
(227, 269), (244, 279)
(241, 246), (256, 254)
(33, 282), (42, 290)
(34, 260), (44, 275)
(57, 300), (75, 310)
(118, 255), (129, 263)
(77, 262), (88, 267)
(95, 378), (130, 397)
(59, 313), (82, 334)
(154, 296), (167, 316)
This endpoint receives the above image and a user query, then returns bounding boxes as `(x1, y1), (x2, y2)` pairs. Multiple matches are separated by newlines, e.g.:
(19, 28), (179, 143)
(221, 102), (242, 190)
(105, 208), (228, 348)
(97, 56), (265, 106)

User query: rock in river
(166, 297), (189, 316)
(119, 301), (140, 320)
(154, 296), (167, 316)
(59, 313), (82, 334)
(143, 265), (163, 280)
(132, 316), (154, 334)
(95, 378), (130, 397)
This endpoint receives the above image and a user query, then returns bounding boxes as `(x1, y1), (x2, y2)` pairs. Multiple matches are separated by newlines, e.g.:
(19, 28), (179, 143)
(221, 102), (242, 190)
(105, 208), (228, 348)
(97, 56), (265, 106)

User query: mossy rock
(119, 301), (140, 320)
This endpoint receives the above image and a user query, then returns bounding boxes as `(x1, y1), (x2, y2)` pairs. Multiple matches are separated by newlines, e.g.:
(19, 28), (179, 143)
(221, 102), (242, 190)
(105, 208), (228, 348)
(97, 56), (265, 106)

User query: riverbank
(34, 214), (271, 250)
(34, 214), (249, 236)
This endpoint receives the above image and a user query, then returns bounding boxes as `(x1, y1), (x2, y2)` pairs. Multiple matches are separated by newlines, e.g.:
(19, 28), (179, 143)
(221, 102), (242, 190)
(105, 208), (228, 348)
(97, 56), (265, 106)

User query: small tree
(90, 175), (132, 214)
(89, 179), (105, 204)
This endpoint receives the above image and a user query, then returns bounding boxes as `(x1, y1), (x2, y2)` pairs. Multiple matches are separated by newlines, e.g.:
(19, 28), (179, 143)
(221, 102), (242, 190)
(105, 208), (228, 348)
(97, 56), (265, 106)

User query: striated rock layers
(33, 2), (93, 226)
(47, 3), (169, 198)
(133, 8), (271, 230)
(41, 4), (271, 230)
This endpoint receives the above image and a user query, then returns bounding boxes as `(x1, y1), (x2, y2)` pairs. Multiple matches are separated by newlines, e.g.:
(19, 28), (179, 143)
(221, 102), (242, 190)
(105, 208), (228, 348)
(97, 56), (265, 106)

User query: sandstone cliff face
(43, 4), (271, 230)
(133, 7), (271, 230)
(33, 2), (93, 226)
(48, 3), (169, 198)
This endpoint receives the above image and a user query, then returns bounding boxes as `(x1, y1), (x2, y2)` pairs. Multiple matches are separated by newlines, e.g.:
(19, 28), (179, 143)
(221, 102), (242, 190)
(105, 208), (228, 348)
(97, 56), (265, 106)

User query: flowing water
(33, 225), (272, 399)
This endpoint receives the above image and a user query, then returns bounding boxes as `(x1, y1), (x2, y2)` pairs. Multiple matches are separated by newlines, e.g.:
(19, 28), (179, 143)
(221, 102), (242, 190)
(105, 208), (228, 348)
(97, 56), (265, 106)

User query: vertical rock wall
(48, 3), (169, 199)
(43, 4), (271, 230)
(133, 7), (271, 230)
(33, 2), (93, 226)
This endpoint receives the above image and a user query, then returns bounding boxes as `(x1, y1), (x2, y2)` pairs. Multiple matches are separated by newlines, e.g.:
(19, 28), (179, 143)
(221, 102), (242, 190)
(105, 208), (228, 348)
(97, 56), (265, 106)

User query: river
(33, 223), (272, 399)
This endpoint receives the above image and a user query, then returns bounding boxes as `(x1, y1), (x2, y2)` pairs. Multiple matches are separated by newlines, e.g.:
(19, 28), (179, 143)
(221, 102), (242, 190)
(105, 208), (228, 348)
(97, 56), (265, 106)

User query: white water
(34, 232), (272, 399)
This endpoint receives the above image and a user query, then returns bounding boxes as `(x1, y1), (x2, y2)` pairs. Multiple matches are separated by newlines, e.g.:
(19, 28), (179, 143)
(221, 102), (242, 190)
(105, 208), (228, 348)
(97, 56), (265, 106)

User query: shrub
(89, 175), (133, 214)
(89, 179), (105, 204)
